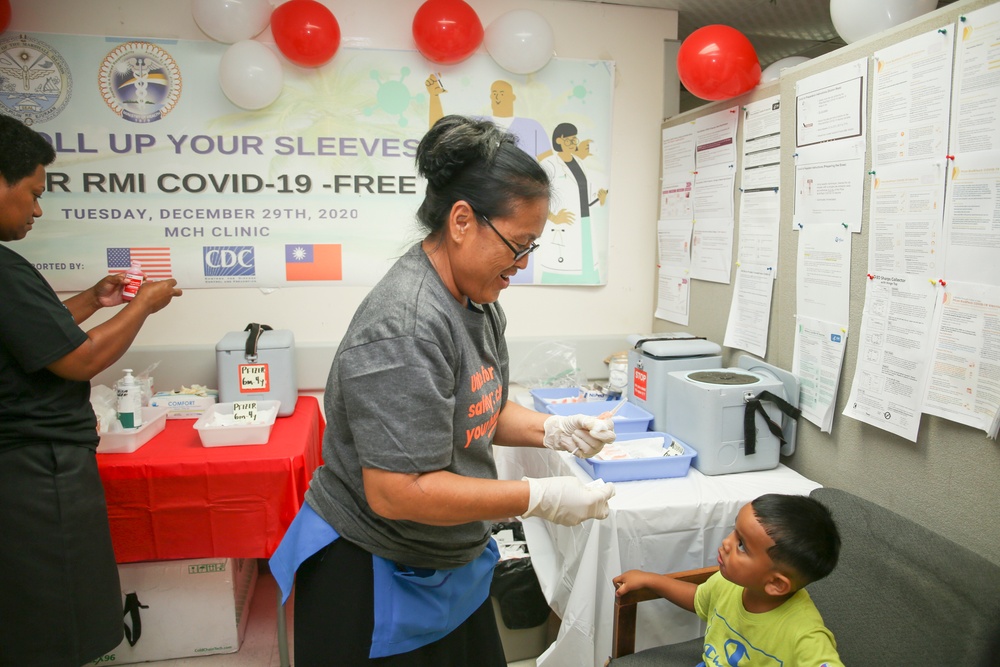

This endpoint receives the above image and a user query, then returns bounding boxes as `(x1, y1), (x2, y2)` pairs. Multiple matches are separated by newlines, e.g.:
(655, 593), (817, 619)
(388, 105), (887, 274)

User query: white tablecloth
(493, 445), (821, 667)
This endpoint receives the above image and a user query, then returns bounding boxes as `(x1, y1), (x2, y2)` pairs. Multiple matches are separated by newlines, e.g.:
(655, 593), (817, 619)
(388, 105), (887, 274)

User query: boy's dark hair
(0, 114), (55, 184)
(751, 493), (840, 586)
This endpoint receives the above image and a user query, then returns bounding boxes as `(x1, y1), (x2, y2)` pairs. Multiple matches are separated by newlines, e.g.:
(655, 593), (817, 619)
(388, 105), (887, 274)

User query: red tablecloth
(98, 396), (324, 563)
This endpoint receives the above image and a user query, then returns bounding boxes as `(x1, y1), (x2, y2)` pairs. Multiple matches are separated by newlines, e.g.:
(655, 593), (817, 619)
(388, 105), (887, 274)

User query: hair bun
(417, 115), (516, 191)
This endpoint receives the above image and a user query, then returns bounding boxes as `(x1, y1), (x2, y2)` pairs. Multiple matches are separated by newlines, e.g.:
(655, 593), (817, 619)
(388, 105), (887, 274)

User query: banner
(1, 32), (614, 289)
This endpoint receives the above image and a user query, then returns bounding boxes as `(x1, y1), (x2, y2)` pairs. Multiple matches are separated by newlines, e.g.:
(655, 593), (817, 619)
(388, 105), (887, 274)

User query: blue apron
(269, 503), (498, 658)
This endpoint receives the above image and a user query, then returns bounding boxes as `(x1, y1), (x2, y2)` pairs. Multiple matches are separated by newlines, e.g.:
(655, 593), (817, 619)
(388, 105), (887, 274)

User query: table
(98, 395), (323, 563)
(97, 395), (323, 667)
(494, 446), (821, 667)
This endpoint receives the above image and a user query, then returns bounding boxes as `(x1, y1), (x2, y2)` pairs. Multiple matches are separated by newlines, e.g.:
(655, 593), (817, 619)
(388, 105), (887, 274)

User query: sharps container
(216, 323), (297, 416)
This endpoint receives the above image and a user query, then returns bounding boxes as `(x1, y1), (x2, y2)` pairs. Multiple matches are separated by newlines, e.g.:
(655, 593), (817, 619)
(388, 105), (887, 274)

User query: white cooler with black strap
(216, 323), (297, 417)
(664, 356), (801, 475)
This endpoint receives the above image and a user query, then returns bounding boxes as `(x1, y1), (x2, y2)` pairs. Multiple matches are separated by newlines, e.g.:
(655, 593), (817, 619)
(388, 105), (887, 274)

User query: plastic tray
(545, 399), (654, 433)
(98, 407), (169, 454)
(576, 432), (697, 482)
(193, 400), (281, 447)
(529, 387), (586, 412)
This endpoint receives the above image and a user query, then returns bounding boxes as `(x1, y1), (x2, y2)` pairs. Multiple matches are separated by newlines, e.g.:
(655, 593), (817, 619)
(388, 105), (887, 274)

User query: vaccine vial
(122, 261), (144, 301)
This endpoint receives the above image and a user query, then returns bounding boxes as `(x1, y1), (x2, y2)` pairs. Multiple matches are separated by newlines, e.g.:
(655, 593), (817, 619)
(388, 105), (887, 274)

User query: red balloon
(271, 0), (341, 68)
(677, 25), (761, 101)
(0, 0), (10, 34)
(412, 0), (483, 65)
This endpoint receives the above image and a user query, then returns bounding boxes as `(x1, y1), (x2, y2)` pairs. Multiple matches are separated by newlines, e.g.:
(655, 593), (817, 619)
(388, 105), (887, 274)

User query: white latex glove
(543, 414), (616, 458)
(521, 476), (616, 526)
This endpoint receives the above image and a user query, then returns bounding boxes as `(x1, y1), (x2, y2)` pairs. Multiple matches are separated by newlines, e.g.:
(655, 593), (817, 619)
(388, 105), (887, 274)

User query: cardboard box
(95, 557), (257, 665)
(149, 392), (218, 419)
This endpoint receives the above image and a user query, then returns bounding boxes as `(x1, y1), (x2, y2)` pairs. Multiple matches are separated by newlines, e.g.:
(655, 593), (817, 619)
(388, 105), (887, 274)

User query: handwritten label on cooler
(233, 401), (258, 422)
(238, 363), (270, 393)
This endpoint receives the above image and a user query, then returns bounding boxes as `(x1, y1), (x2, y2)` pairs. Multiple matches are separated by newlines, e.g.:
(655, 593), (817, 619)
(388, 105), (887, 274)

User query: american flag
(106, 247), (173, 279)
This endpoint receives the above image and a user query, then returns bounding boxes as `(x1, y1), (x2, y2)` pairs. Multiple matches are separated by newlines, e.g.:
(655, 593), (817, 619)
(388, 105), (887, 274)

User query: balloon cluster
(193, 0), (558, 110)
(194, 0), (341, 110)
(677, 25), (761, 101)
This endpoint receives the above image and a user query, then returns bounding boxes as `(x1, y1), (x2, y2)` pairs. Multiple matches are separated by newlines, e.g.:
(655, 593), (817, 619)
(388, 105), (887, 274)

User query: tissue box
(149, 392), (218, 419)
(93, 557), (257, 665)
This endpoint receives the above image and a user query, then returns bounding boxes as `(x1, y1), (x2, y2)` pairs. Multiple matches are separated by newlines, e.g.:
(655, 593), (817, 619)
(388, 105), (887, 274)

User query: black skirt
(0, 443), (123, 667)
(294, 536), (508, 666)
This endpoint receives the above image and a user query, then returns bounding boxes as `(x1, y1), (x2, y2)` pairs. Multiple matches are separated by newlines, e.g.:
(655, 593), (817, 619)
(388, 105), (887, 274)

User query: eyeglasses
(475, 210), (539, 262)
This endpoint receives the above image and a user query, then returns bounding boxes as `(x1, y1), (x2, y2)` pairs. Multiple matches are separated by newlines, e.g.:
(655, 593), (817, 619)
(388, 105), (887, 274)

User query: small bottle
(117, 368), (144, 429)
(122, 261), (144, 301)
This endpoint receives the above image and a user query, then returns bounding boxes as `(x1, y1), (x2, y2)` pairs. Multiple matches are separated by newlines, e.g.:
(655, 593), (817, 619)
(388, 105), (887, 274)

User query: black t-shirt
(0, 245), (97, 449)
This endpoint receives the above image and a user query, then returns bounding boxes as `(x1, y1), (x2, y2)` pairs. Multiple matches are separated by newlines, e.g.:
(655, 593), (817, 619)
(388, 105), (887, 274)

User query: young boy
(613, 493), (843, 666)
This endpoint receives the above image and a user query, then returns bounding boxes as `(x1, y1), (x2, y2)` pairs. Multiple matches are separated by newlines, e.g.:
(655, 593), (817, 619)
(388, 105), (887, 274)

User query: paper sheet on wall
(657, 219), (693, 268)
(871, 27), (954, 169)
(655, 267), (690, 325)
(723, 263), (774, 357)
(661, 123), (696, 220)
(867, 159), (947, 277)
(795, 224), (851, 326)
(942, 151), (1000, 286)
(738, 96), (781, 277)
(792, 145), (866, 232)
(795, 58), (867, 150)
(843, 274), (939, 442)
(950, 2), (1000, 156)
(690, 219), (733, 284)
(792, 315), (848, 432)
(738, 190), (781, 272)
(694, 106), (738, 171)
(922, 281), (1000, 435)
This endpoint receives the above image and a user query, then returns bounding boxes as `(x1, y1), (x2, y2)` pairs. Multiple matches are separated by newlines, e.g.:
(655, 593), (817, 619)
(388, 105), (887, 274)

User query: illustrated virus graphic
(568, 79), (592, 104)
(365, 67), (424, 127)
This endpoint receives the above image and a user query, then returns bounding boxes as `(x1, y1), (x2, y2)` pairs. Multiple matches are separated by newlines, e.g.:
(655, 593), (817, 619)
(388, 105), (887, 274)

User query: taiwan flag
(285, 244), (342, 281)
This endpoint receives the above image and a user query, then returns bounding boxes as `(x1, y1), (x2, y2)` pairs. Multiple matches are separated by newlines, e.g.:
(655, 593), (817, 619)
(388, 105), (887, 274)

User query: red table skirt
(98, 395), (324, 563)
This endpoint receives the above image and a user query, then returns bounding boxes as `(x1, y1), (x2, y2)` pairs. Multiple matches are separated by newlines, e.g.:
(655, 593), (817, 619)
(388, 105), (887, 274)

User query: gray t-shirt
(306, 243), (510, 569)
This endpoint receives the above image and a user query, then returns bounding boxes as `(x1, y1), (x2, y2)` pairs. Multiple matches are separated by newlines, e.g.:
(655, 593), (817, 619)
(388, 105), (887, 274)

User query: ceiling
(568, 0), (957, 111)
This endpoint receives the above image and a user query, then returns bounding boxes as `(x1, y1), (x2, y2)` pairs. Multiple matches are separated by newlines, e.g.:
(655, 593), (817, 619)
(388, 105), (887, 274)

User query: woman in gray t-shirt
(282, 116), (618, 666)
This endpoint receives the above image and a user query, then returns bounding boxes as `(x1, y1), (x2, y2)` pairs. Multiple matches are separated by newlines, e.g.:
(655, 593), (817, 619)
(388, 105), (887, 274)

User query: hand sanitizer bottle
(122, 261), (144, 301)
(117, 369), (143, 429)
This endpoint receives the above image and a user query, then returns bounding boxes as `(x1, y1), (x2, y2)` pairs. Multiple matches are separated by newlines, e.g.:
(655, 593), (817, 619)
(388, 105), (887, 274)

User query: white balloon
(759, 56), (811, 84)
(830, 0), (937, 44)
(485, 9), (554, 75)
(193, 0), (272, 44)
(219, 41), (284, 110)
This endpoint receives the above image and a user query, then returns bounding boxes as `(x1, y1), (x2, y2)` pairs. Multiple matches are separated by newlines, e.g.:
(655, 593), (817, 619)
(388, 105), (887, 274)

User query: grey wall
(656, 0), (1000, 565)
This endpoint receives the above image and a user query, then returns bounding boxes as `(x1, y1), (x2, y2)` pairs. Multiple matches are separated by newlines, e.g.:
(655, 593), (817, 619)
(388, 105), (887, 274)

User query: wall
(655, 0), (1000, 564)
(9, 0), (677, 390)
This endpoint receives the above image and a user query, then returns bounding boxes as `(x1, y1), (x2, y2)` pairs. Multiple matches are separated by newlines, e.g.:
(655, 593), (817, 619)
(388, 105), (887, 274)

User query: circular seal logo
(0, 33), (72, 125)
(99, 41), (181, 123)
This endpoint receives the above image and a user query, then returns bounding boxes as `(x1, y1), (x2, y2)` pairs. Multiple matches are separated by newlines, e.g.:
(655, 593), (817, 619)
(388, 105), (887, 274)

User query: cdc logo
(203, 246), (255, 278)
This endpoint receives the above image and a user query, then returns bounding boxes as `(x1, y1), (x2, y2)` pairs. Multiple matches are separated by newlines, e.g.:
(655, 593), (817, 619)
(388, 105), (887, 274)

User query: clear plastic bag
(511, 341), (589, 388)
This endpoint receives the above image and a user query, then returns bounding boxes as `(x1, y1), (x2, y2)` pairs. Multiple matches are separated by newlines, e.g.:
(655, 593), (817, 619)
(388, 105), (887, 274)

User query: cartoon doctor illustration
(538, 122), (608, 284)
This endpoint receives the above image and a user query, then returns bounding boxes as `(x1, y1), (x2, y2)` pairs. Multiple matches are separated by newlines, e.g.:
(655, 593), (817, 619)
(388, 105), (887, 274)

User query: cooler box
(664, 357), (800, 476)
(626, 333), (722, 431)
(95, 557), (257, 665)
(216, 325), (297, 416)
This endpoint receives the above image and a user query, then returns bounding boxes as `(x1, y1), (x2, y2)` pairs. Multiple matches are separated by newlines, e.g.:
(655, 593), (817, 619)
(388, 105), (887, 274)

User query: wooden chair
(611, 565), (716, 659)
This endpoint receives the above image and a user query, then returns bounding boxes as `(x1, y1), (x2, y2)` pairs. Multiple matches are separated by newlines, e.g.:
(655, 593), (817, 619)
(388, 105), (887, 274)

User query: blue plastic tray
(576, 432), (696, 482)
(529, 387), (585, 412)
(545, 399), (654, 433)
